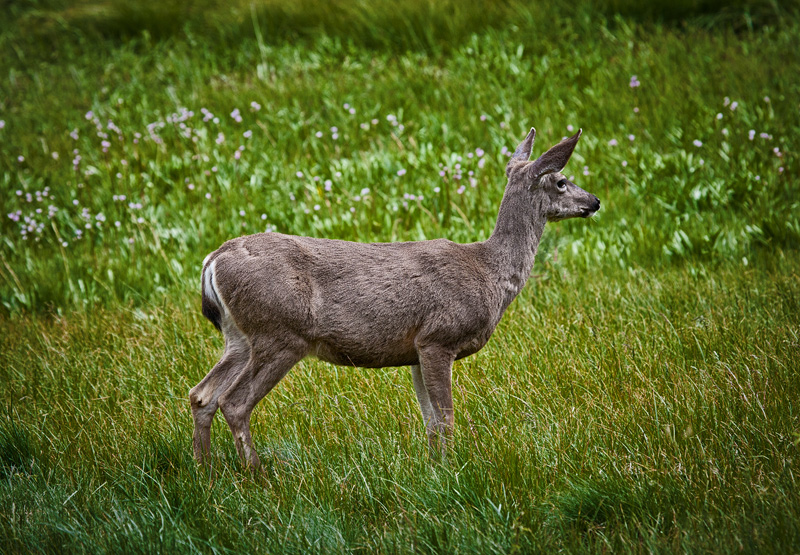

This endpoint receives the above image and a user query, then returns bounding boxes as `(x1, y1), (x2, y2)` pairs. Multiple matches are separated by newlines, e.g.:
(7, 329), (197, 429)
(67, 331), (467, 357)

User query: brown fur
(190, 127), (600, 466)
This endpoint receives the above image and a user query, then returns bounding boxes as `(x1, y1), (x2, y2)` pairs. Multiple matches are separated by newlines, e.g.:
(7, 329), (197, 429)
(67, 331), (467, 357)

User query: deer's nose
(591, 196), (601, 211)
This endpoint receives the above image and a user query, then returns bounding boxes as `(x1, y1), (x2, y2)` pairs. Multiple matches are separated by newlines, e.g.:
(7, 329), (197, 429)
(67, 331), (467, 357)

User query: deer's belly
(309, 339), (420, 368)
(309, 324), (494, 368)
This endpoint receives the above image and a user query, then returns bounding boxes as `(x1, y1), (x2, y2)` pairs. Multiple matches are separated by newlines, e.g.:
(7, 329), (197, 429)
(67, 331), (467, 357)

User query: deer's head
(506, 128), (600, 222)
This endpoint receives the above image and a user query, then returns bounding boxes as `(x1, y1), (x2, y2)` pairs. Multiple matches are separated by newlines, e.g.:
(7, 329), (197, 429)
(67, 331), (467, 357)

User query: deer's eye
(556, 179), (567, 191)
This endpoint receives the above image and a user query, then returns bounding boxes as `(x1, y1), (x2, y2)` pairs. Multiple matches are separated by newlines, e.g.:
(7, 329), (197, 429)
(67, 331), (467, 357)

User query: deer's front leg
(415, 345), (456, 456)
(410, 364), (435, 429)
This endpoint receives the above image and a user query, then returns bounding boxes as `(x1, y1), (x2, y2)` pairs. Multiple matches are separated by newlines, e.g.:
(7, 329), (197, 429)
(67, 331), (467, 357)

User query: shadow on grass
(546, 476), (682, 535)
(0, 416), (41, 478)
(5, 0), (794, 62)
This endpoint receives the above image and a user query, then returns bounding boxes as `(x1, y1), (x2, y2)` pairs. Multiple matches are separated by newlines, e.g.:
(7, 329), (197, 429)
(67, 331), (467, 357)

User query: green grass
(2, 259), (799, 552)
(2, 0), (798, 314)
(1, 0), (799, 551)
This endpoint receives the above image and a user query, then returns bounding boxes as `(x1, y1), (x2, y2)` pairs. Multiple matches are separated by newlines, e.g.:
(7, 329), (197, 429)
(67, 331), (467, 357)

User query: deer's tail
(201, 255), (223, 332)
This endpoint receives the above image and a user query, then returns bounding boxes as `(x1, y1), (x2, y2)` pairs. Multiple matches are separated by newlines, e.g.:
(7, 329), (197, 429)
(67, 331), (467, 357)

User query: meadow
(1, 0), (799, 552)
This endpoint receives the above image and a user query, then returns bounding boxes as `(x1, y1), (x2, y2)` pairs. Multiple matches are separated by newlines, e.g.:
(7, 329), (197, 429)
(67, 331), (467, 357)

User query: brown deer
(191, 127), (599, 466)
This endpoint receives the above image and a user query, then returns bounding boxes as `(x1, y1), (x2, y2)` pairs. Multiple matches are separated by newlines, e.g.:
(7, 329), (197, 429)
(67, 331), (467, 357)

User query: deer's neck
(485, 185), (547, 309)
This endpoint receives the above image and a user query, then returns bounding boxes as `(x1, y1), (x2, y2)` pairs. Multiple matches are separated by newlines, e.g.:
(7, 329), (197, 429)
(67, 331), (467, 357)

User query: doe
(191, 127), (600, 466)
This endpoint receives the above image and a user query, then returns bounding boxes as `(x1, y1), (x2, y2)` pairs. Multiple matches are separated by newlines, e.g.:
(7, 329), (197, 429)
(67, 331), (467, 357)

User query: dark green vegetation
(2, 0), (799, 552)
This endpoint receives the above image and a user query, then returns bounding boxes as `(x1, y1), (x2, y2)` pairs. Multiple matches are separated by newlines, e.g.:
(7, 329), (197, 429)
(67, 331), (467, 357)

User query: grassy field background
(2, 0), (799, 551)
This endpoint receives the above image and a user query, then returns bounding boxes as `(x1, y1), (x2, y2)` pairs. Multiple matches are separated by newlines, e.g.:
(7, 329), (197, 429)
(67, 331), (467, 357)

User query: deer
(190, 127), (600, 467)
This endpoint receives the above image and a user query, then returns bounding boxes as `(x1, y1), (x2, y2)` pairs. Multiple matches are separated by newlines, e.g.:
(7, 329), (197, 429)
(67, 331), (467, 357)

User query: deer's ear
(506, 127), (536, 177)
(529, 129), (582, 181)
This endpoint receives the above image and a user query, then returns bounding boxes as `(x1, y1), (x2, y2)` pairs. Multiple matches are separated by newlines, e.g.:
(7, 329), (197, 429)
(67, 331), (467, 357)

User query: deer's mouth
(581, 197), (601, 217)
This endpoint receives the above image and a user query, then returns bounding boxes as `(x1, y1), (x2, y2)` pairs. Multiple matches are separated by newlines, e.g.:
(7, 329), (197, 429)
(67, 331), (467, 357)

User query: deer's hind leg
(218, 333), (308, 468)
(189, 325), (250, 462)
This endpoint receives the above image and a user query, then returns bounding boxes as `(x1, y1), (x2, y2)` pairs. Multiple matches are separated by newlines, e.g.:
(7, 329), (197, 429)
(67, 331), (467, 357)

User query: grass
(2, 0), (798, 314)
(1, 0), (799, 551)
(2, 258), (798, 551)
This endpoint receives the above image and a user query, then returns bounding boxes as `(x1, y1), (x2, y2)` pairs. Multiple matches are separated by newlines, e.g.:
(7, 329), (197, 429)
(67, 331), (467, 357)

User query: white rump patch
(203, 259), (218, 304)
(205, 259), (246, 348)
